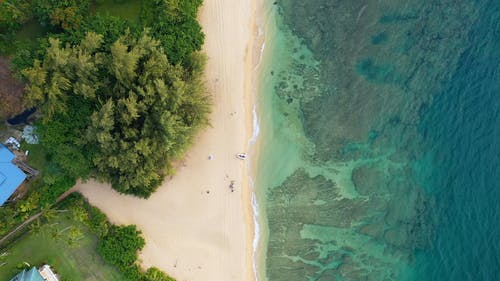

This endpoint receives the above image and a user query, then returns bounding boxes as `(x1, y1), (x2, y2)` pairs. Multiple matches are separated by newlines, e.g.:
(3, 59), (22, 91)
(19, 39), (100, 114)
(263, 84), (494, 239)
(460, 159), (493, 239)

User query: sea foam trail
(249, 105), (260, 145)
(254, 31), (266, 71)
(255, 42), (266, 70)
(247, 26), (265, 279)
(250, 179), (260, 281)
(247, 104), (261, 281)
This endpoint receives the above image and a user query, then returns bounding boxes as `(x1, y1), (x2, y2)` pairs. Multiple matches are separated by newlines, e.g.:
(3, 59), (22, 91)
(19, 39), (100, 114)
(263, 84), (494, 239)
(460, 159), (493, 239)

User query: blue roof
(0, 144), (26, 206)
(0, 144), (15, 162)
(10, 267), (44, 281)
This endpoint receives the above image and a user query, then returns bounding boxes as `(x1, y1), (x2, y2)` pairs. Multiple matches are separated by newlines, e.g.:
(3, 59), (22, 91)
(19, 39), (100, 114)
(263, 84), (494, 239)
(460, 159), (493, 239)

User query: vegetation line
(0, 187), (76, 247)
(1, 1), (208, 280)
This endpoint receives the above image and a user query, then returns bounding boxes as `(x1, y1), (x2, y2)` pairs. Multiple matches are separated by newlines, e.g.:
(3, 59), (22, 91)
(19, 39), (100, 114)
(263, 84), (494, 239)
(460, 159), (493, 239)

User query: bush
(143, 267), (176, 281)
(87, 206), (110, 238)
(37, 174), (76, 207)
(124, 264), (144, 281)
(98, 225), (145, 269)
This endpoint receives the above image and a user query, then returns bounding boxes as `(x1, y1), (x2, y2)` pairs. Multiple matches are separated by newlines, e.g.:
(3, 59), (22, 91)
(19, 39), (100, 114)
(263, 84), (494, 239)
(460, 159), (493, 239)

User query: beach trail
(75, 0), (255, 280)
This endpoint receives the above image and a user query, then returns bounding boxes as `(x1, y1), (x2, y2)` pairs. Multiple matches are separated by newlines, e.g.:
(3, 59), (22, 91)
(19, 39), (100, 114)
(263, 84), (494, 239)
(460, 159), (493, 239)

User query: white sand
(75, 0), (260, 280)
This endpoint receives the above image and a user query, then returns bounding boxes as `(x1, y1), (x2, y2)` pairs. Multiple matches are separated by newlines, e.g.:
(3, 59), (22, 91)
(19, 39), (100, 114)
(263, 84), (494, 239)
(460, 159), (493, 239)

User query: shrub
(98, 225), (145, 269)
(87, 206), (110, 238)
(143, 267), (176, 281)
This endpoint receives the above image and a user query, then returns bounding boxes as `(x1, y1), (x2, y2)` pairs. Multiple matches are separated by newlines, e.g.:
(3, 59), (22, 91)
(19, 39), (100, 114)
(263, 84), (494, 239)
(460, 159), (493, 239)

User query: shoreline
(248, 1), (275, 280)
(76, 0), (262, 280)
(246, 0), (267, 280)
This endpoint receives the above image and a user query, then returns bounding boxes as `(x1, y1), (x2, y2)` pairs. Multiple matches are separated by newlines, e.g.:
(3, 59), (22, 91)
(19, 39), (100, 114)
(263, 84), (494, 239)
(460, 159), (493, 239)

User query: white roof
(38, 265), (59, 281)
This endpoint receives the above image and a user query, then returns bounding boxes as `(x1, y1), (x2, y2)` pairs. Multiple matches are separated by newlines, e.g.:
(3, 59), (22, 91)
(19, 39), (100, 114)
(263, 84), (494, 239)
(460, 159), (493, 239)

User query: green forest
(0, 0), (209, 197)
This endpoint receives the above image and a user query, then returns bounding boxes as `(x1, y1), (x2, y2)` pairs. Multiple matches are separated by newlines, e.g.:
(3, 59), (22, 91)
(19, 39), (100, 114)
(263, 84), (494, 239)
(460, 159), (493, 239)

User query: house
(38, 265), (59, 281)
(0, 144), (27, 206)
(9, 265), (59, 281)
(9, 267), (44, 281)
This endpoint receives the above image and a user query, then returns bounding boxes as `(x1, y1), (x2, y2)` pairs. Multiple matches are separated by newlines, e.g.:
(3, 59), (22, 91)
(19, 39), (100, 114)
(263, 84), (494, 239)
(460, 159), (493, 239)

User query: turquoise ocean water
(255, 0), (499, 280)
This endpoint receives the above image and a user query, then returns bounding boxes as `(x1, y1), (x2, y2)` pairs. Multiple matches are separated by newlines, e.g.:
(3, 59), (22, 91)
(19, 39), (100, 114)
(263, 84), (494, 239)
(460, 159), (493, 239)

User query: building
(9, 267), (44, 281)
(38, 265), (59, 281)
(9, 265), (59, 281)
(0, 144), (27, 206)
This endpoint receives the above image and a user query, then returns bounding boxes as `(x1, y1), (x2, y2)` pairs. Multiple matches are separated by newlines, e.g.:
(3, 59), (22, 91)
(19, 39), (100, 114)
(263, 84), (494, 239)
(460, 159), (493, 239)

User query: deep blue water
(415, 1), (500, 279)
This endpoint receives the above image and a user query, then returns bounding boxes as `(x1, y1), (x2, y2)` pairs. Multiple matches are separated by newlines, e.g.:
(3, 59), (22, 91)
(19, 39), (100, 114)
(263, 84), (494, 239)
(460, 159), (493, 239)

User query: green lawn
(92, 0), (143, 24)
(0, 217), (125, 280)
(23, 144), (48, 172)
(22, 143), (49, 191)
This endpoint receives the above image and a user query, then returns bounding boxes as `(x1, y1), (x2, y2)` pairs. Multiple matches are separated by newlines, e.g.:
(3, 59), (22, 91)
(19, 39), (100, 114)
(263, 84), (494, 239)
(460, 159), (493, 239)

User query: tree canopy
(141, 0), (205, 64)
(23, 31), (209, 197)
(31, 0), (90, 31)
(0, 0), (32, 32)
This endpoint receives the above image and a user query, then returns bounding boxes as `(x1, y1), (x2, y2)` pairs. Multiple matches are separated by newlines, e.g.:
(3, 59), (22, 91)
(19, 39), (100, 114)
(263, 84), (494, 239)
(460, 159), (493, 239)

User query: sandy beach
(75, 0), (260, 280)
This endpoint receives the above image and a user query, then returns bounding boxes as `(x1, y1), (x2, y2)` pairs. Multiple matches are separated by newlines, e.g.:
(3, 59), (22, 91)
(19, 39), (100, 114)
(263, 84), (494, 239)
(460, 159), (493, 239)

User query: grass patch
(22, 143), (49, 191)
(23, 143), (48, 172)
(0, 210), (124, 280)
(92, 0), (142, 24)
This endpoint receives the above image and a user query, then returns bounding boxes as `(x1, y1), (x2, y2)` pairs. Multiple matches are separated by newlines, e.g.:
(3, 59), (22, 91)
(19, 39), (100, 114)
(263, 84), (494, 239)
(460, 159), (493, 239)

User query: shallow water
(256, 0), (499, 280)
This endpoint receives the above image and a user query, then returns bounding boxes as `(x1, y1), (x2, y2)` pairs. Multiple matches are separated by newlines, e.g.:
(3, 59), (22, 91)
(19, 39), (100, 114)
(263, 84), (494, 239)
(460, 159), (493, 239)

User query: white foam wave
(250, 178), (260, 281)
(254, 41), (266, 70)
(249, 105), (260, 145)
(247, 104), (261, 281)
